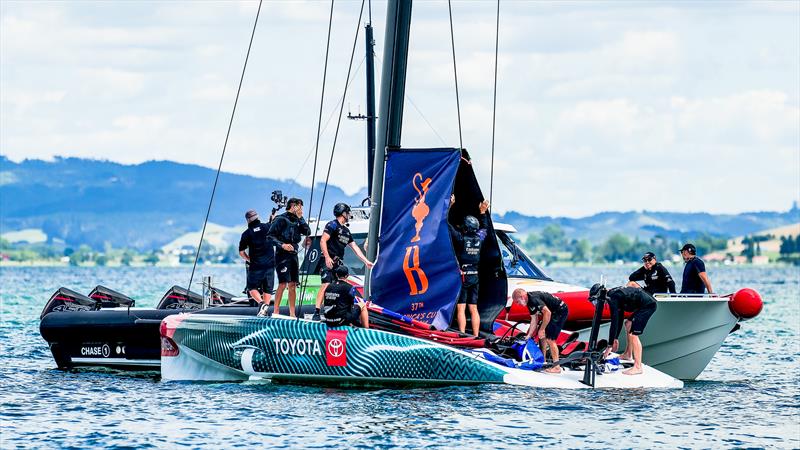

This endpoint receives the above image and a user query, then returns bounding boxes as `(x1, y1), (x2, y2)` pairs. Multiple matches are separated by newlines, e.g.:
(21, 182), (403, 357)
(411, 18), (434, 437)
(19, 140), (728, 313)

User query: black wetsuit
(449, 215), (487, 305)
(320, 220), (353, 283)
(526, 292), (569, 340)
(607, 287), (657, 341)
(681, 257), (707, 294)
(628, 262), (676, 294)
(322, 279), (361, 326)
(239, 219), (275, 293)
(268, 211), (311, 284)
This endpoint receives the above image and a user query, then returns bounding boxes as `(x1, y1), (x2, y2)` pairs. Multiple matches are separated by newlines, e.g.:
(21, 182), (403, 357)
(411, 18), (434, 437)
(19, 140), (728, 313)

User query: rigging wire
(187, 0), (262, 292)
(447, 0), (463, 150)
(304, 0), (337, 252)
(298, 0), (367, 312)
(489, 0), (500, 210)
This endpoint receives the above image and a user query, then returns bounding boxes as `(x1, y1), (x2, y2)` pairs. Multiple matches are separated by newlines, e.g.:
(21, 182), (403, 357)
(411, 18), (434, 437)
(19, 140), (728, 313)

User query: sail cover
(371, 148), (462, 330)
(370, 148), (508, 333)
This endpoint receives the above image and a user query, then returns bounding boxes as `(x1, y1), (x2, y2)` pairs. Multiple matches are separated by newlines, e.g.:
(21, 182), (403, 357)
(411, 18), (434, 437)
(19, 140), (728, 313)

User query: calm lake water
(1, 265), (798, 448)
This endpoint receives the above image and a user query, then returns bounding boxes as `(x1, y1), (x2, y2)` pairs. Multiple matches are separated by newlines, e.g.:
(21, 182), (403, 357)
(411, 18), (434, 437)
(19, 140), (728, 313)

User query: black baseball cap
(680, 243), (696, 254)
(641, 252), (656, 261)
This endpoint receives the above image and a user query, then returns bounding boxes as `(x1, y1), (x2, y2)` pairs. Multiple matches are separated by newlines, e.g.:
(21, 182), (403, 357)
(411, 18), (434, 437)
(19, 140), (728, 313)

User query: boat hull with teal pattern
(161, 314), (682, 389)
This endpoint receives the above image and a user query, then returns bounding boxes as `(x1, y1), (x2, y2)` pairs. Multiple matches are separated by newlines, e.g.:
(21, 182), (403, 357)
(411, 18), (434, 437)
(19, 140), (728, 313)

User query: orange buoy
(729, 288), (763, 320)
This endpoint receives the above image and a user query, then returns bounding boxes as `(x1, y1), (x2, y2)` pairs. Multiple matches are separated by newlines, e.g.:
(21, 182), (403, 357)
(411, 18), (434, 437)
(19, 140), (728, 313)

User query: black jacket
(268, 211), (311, 254)
(629, 262), (676, 294)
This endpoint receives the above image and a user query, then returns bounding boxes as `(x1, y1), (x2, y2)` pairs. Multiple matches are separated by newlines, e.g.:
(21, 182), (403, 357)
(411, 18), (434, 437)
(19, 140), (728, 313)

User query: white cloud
(1, 1), (798, 216)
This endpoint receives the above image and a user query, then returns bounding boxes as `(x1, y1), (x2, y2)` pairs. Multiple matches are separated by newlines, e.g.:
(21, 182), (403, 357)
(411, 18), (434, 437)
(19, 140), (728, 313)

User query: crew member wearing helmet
(313, 202), (374, 321)
(592, 284), (657, 376)
(238, 209), (275, 316)
(627, 252), (676, 295)
(511, 289), (569, 373)
(449, 195), (491, 337)
(680, 243), (713, 294)
(322, 265), (369, 328)
(268, 197), (311, 317)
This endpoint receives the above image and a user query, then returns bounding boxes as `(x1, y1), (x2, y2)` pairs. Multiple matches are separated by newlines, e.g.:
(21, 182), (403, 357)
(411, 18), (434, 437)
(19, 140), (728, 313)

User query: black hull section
(40, 305), (321, 370)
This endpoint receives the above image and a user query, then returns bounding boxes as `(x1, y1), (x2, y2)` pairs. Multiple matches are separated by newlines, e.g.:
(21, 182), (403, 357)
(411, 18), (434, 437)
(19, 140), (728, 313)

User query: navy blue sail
(370, 148), (462, 330)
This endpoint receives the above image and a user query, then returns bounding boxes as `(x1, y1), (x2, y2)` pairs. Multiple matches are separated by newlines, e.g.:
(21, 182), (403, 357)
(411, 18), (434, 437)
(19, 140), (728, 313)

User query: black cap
(680, 243), (696, 254)
(641, 252), (656, 261)
(334, 265), (349, 278)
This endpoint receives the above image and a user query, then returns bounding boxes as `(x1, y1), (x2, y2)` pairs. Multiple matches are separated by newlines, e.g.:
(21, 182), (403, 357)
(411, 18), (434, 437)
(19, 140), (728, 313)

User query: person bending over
(593, 284), (658, 376)
(511, 289), (569, 374)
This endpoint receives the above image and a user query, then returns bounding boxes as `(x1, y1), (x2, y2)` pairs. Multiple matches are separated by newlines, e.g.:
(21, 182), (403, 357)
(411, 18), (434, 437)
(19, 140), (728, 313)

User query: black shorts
(276, 253), (299, 284)
(246, 265), (275, 294)
(325, 305), (362, 327)
(457, 275), (479, 305)
(630, 302), (657, 336)
(544, 305), (569, 340)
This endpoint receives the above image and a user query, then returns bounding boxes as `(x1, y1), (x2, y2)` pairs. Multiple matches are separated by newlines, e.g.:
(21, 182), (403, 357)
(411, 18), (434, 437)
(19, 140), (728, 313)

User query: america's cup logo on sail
(403, 173), (430, 295)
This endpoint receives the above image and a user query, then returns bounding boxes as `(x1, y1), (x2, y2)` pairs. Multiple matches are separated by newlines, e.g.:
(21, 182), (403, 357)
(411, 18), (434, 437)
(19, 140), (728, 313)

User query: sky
(1, 0), (799, 217)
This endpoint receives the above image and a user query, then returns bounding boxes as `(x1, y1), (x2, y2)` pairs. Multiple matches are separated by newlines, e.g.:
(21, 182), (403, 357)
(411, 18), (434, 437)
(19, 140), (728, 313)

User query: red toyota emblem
(325, 330), (348, 366)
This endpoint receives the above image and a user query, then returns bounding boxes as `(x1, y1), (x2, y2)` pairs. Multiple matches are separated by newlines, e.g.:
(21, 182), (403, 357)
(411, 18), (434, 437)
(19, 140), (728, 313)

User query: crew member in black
(322, 265), (369, 328)
(627, 252), (676, 295)
(238, 209), (275, 316)
(594, 284), (657, 375)
(449, 196), (490, 337)
(511, 289), (569, 373)
(268, 198), (311, 318)
(680, 243), (713, 294)
(314, 203), (374, 321)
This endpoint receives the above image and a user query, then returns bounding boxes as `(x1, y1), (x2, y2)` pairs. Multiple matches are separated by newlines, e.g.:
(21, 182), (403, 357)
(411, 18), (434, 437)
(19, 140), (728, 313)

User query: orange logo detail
(410, 173), (432, 243)
(403, 245), (429, 295)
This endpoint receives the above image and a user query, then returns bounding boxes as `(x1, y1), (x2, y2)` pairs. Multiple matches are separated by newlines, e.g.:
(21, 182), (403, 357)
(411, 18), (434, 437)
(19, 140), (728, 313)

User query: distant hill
(0, 156), (365, 250)
(494, 208), (800, 244)
(2, 156), (798, 250)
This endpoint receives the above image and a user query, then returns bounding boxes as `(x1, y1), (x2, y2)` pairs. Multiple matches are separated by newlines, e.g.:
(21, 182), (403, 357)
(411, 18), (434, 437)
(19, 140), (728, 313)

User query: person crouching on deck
(449, 195), (490, 337)
(322, 265), (369, 328)
(511, 289), (569, 374)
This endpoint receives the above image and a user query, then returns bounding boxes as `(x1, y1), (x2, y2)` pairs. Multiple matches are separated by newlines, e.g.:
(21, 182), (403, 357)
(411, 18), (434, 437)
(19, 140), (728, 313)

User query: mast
(365, 0), (412, 298)
(365, 20), (377, 190)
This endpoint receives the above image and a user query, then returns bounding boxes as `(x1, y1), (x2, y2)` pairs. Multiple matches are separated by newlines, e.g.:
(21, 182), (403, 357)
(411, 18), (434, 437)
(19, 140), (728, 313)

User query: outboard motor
(40, 288), (98, 319)
(87, 285), (135, 309)
(156, 285), (203, 310)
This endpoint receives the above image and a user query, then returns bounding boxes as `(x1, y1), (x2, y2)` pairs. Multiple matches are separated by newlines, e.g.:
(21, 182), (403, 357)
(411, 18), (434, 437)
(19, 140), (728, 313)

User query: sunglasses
(642, 257), (654, 262)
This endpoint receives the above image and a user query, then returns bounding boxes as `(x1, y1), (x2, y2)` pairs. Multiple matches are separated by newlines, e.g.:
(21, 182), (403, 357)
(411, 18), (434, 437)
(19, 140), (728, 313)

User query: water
(1, 265), (798, 448)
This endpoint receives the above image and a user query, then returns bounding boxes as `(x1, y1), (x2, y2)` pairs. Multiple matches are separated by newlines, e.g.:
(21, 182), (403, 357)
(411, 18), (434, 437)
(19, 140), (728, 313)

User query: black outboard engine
(40, 288), (98, 319)
(87, 286), (135, 309)
(156, 285), (203, 310)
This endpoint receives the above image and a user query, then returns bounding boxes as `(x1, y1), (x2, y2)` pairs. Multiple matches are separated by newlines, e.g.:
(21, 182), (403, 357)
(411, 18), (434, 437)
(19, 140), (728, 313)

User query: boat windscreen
(299, 234), (368, 277)
(496, 232), (552, 281)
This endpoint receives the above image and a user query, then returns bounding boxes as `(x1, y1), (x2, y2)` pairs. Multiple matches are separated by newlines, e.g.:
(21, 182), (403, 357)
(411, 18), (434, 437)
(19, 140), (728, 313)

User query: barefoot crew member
(627, 252), (676, 295)
(238, 209), (275, 316)
(313, 203), (374, 321)
(595, 285), (657, 376)
(449, 197), (490, 337)
(268, 198), (311, 317)
(322, 265), (369, 328)
(511, 289), (568, 374)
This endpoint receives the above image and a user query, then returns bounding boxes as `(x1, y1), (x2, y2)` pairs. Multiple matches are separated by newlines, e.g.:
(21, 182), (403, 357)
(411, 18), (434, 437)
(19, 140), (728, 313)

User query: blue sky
(1, 0), (798, 217)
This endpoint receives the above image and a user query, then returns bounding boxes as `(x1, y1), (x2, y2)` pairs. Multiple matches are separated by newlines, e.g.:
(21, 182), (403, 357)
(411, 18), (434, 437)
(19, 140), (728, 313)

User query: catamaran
(39, 0), (761, 388)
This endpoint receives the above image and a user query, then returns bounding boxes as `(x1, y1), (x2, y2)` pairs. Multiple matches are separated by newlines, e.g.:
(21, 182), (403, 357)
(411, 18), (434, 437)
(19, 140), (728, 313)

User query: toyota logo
(327, 338), (344, 358)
